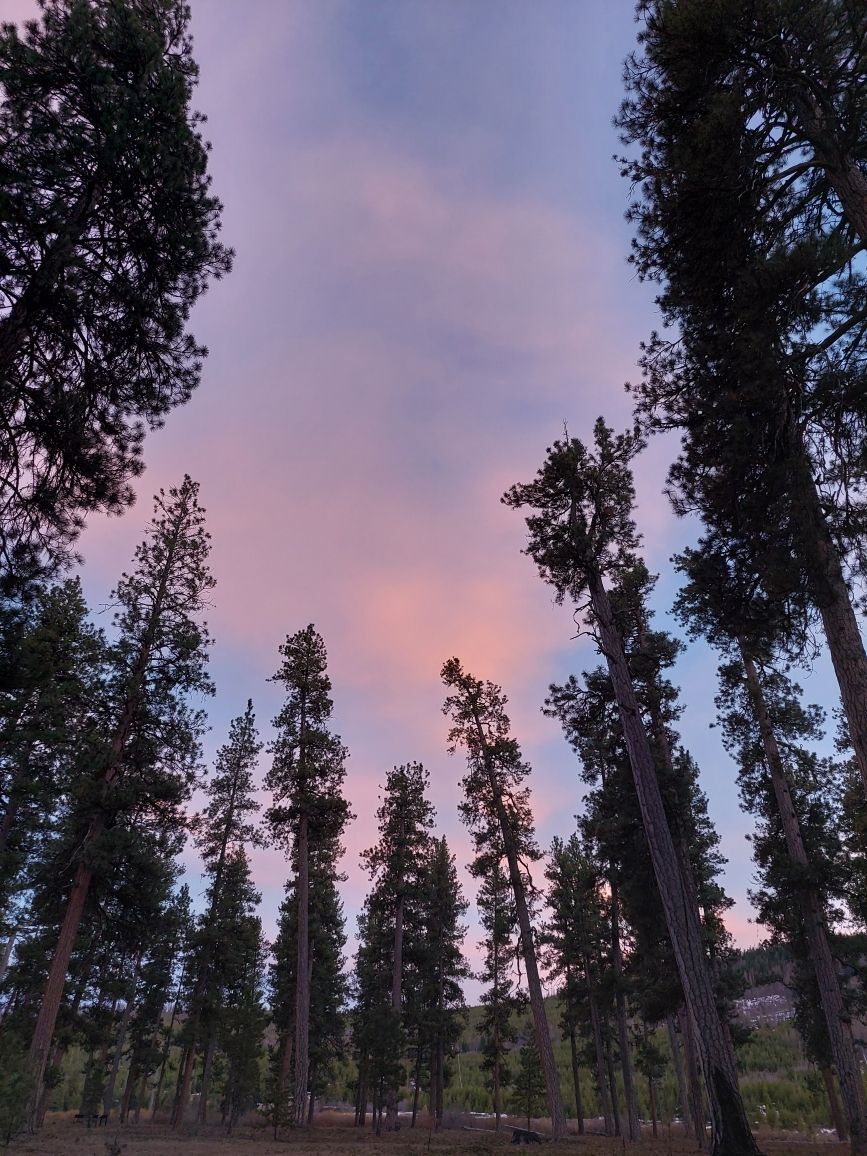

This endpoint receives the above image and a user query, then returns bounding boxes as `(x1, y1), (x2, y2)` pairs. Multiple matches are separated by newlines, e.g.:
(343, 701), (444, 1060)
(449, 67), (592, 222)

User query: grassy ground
(8, 1115), (850, 1156)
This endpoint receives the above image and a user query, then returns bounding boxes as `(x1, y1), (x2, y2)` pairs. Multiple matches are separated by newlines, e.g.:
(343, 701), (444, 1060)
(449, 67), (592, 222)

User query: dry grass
(7, 1115), (851, 1156)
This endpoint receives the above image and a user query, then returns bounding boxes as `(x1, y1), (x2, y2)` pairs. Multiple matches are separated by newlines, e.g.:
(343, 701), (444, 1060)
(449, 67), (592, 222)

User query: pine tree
(268, 841), (348, 1135)
(0, 578), (107, 924)
(26, 476), (213, 1130)
(360, 762), (435, 1130)
(675, 540), (867, 1153)
(545, 833), (617, 1136)
(171, 702), (262, 1126)
(442, 657), (567, 1139)
(351, 884), (400, 1133)
(504, 423), (758, 1156)
(509, 1028), (547, 1132)
(416, 836), (468, 1128)
(0, 0), (232, 591)
(475, 858), (524, 1130)
(617, 0), (867, 803)
(265, 625), (350, 1128)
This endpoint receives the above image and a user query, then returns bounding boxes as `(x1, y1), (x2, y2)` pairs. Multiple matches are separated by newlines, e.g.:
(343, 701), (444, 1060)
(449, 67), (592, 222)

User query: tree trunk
(667, 1014), (691, 1139)
(171, 1038), (198, 1127)
(120, 1057), (136, 1124)
(588, 571), (758, 1156)
(589, 984), (614, 1135)
(823, 1067), (849, 1143)
(27, 856), (95, 1129)
(680, 1007), (708, 1150)
(103, 989), (136, 1117)
(386, 892), (405, 1131)
(470, 710), (567, 1139)
(790, 445), (867, 799)
(275, 1028), (293, 1134)
(293, 810), (311, 1127)
(650, 1076), (659, 1138)
(604, 1034), (622, 1137)
(741, 643), (867, 1156)
(197, 1035), (217, 1124)
(569, 1026), (585, 1134)
(611, 881), (641, 1140)
(411, 1045), (422, 1127)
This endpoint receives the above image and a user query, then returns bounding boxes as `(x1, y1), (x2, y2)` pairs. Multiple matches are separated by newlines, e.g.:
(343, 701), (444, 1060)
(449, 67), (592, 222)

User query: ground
(8, 1116), (850, 1156)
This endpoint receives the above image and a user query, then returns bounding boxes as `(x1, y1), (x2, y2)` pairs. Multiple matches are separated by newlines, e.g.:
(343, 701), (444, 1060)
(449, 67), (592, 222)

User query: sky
(9, 0), (836, 996)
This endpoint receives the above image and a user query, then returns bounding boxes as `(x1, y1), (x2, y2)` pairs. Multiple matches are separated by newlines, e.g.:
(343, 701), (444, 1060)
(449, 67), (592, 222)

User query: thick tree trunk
(680, 1007), (708, 1150)
(741, 644), (867, 1156)
(470, 709), (567, 1138)
(27, 856), (95, 1129)
(293, 810), (311, 1127)
(589, 984), (615, 1135)
(790, 446), (867, 799)
(789, 87), (867, 247)
(569, 1026), (585, 1134)
(667, 1014), (691, 1139)
(611, 881), (641, 1140)
(588, 572), (758, 1156)
(823, 1067), (849, 1143)
(171, 1036), (198, 1127)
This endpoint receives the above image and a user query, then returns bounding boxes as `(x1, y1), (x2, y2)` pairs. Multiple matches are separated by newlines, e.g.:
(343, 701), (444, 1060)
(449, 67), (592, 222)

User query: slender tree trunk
(134, 1072), (147, 1123)
(589, 984), (614, 1135)
(103, 989), (136, 1117)
(588, 571), (758, 1156)
(741, 643), (867, 1156)
(197, 1035), (217, 1124)
(650, 1076), (659, 1138)
(667, 1014), (691, 1139)
(120, 1057), (136, 1124)
(411, 1046), (422, 1127)
(470, 709), (567, 1138)
(611, 881), (641, 1140)
(293, 810), (311, 1126)
(604, 1034), (622, 1137)
(822, 1067), (849, 1143)
(569, 1026), (585, 1134)
(386, 891), (405, 1131)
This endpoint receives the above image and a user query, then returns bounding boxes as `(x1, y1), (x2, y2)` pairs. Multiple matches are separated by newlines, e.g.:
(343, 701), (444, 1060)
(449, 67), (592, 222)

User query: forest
(3, 2), (867, 1155)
